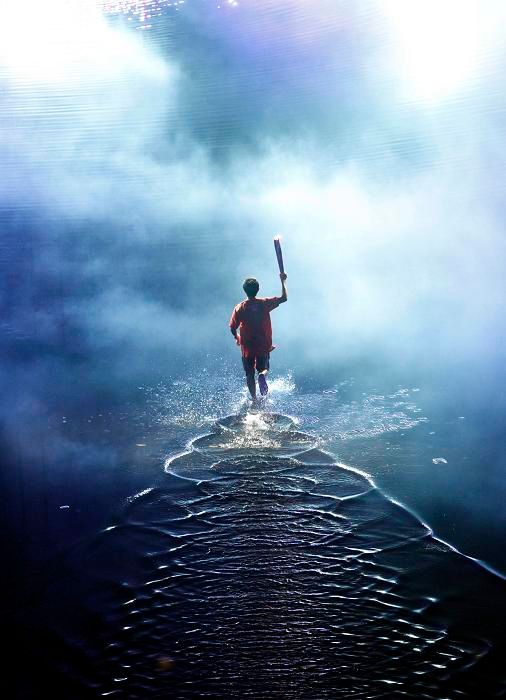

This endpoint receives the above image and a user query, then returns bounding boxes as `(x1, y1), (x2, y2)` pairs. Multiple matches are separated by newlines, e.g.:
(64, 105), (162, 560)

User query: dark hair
(243, 277), (259, 297)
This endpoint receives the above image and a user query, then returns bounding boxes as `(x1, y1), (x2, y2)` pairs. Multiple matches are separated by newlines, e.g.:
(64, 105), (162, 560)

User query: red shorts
(242, 353), (270, 375)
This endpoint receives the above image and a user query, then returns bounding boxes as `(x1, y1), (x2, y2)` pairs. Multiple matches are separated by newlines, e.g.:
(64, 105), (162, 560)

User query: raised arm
(279, 272), (288, 303)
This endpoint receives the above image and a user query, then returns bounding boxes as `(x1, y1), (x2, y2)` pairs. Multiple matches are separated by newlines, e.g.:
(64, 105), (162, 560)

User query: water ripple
(70, 410), (506, 698)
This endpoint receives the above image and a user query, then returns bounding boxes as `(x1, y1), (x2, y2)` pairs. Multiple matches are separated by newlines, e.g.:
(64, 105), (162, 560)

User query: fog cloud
(2, 0), (506, 440)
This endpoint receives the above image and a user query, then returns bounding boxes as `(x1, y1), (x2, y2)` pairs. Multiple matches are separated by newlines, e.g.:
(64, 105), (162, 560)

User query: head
(243, 277), (259, 298)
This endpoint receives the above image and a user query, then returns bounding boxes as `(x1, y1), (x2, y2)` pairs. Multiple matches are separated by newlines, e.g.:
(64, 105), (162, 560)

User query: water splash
(143, 370), (426, 447)
(142, 368), (297, 431)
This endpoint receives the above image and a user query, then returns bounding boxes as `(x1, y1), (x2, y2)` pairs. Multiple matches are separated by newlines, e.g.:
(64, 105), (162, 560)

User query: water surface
(6, 381), (504, 698)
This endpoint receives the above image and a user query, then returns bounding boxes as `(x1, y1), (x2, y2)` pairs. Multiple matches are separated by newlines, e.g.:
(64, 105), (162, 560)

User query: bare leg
(246, 372), (256, 400)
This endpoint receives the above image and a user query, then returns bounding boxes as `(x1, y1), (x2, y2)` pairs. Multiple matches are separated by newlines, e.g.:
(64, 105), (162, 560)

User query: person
(229, 273), (288, 401)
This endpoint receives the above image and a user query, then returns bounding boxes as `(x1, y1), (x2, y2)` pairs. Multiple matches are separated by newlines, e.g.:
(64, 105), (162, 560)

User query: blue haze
(1, 0), (506, 573)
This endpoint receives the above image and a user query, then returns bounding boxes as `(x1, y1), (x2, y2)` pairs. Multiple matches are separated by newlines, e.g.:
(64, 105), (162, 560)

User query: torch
(273, 236), (285, 274)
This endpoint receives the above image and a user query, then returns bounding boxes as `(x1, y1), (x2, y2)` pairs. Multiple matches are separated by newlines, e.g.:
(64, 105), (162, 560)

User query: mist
(2, 0), (506, 438)
(3, 9), (506, 694)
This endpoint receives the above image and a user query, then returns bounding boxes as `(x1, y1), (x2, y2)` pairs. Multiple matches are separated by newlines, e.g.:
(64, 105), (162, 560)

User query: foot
(258, 372), (268, 396)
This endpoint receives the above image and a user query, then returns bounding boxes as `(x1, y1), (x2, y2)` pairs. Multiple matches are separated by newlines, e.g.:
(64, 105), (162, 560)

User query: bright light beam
(382, 0), (483, 102)
(0, 0), (168, 83)
(0, 0), (102, 81)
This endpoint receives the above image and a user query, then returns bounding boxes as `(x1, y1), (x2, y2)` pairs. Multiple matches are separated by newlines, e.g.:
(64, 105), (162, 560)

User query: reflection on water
(58, 409), (504, 697)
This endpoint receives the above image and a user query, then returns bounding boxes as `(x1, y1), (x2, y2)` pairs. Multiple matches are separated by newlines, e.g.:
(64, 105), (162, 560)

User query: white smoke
(2, 0), (506, 384)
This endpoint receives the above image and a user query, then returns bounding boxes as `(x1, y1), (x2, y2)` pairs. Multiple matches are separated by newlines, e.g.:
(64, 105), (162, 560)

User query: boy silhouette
(229, 273), (288, 400)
